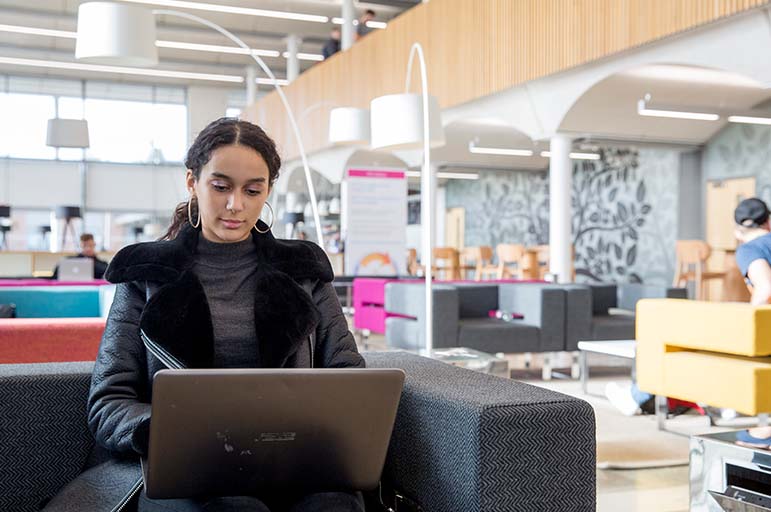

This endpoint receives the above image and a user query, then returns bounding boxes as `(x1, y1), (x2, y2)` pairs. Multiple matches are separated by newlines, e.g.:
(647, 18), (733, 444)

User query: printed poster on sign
(342, 168), (407, 276)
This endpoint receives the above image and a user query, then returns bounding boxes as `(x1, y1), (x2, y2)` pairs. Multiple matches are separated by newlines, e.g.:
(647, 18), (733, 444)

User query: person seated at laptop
(51, 233), (109, 279)
(44, 118), (366, 512)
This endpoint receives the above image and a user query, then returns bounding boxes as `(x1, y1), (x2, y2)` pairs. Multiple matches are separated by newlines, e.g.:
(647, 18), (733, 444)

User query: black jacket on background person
(322, 38), (340, 59)
(42, 221), (365, 512)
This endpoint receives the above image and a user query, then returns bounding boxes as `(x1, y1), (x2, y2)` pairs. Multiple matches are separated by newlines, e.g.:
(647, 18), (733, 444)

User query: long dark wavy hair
(162, 117), (282, 240)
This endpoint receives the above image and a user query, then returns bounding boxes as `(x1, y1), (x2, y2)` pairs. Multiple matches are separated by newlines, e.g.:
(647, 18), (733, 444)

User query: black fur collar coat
(43, 222), (364, 512)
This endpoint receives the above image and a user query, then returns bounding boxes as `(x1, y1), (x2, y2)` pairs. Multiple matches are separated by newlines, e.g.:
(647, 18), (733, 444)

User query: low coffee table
(577, 339), (636, 395)
(416, 347), (510, 379)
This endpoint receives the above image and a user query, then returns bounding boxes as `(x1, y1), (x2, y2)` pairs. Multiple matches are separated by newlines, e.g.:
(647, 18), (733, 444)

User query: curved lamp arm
(153, 9), (324, 246)
(405, 42), (434, 351)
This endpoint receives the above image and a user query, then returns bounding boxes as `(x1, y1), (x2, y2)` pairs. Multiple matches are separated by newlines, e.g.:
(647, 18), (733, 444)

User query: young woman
(45, 118), (365, 512)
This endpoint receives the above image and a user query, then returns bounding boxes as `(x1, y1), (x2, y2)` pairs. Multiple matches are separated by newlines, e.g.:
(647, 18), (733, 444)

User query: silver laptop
(143, 368), (405, 499)
(58, 257), (94, 281)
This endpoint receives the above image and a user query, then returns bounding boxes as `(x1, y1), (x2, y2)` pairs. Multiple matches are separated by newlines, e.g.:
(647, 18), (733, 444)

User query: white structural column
(549, 133), (573, 283)
(286, 35), (300, 83)
(341, 0), (355, 50)
(245, 66), (257, 105)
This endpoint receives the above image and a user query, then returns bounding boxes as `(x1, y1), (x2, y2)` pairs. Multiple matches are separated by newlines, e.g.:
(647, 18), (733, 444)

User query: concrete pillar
(187, 86), (230, 145)
(341, 0), (355, 50)
(286, 35), (300, 83)
(246, 66), (257, 106)
(549, 133), (573, 283)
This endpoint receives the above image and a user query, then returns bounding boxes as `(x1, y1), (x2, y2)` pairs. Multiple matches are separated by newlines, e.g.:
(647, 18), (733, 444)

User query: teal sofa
(0, 286), (103, 318)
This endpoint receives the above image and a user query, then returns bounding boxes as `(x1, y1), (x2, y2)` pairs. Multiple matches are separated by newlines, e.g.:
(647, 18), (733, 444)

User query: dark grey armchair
(385, 282), (567, 354)
(0, 352), (596, 512)
(564, 283), (688, 349)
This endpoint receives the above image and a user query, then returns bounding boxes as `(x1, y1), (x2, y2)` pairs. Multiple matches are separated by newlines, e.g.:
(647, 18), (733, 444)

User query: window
(0, 93), (56, 160)
(84, 98), (187, 164)
(0, 76), (188, 164)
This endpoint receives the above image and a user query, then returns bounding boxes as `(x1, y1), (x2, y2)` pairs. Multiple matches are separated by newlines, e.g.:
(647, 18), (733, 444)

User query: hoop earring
(254, 201), (274, 234)
(187, 196), (200, 228)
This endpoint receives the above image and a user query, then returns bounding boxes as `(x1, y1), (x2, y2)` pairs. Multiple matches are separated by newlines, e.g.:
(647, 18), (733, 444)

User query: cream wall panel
(8, 160), (81, 208)
(188, 86), (230, 145)
(87, 163), (185, 212)
(153, 165), (188, 214)
(0, 159), (9, 204)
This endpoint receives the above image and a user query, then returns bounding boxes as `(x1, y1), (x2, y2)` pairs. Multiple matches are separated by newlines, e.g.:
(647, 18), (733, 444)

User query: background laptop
(143, 368), (405, 499)
(58, 257), (94, 281)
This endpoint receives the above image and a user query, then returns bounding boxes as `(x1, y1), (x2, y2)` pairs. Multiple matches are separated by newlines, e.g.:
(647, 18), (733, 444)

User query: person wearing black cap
(734, 197), (771, 305)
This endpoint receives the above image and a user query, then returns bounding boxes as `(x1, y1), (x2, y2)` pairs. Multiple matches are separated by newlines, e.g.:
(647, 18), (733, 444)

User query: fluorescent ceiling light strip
(119, 0), (329, 23)
(0, 56), (244, 83)
(469, 145), (533, 157)
(438, 172), (478, 180)
(257, 77), (288, 86)
(331, 18), (387, 29)
(157, 40), (280, 58)
(0, 23), (76, 38)
(638, 108), (719, 121)
(0, 24), (315, 62)
(540, 151), (601, 160)
(727, 115), (771, 125)
(282, 51), (324, 62)
(405, 171), (479, 180)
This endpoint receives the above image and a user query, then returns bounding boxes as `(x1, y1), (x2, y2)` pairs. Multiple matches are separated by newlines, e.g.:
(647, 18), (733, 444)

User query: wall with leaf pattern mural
(446, 147), (680, 285)
(703, 123), (771, 202)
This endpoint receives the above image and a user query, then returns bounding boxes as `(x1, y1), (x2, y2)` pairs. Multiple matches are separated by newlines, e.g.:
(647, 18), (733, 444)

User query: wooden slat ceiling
(246, 0), (771, 159)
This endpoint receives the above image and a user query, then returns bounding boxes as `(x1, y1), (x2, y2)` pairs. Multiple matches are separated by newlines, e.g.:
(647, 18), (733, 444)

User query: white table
(577, 340), (636, 395)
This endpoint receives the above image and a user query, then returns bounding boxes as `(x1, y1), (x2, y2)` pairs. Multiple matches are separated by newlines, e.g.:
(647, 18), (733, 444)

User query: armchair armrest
(364, 351), (595, 512)
(497, 284), (565, 351)
(617, 283), (687, 312)
(0, 362), (94, 512)
(385, 283), (460, 348)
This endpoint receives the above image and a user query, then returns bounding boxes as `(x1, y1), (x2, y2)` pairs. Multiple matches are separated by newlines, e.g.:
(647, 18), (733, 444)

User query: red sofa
(0, 318), (105, 363)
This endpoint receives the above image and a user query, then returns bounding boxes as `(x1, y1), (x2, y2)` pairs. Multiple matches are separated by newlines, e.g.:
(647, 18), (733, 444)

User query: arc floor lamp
(370, 43), (445, 350)
(74, 1), (328, 243)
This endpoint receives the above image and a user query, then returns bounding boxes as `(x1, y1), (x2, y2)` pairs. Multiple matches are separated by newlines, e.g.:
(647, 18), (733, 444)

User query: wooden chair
(459, 247), (476, 280)
(495, 244), (526, 279)
(672, 240), (726, 300)
(462, 246), (497, 280)
(432, 247), (461, 280)
(406, 248), (420, 276)
(533, 245), (551, 280)
(532, 245), (576, 281)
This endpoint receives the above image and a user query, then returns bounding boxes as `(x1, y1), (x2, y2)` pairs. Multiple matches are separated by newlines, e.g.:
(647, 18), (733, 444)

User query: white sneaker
(604, 382), (641, 416)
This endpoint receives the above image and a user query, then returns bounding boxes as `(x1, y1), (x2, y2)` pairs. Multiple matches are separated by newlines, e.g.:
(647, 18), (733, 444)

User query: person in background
(51, 233), (109, 279)
(734, 197), (771, 305)
(355, 9), (376, 40)
(322, 27), (341, 60)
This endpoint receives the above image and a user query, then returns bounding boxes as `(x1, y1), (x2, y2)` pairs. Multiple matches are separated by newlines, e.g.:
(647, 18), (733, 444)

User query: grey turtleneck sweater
(193, 234), (261, 368)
